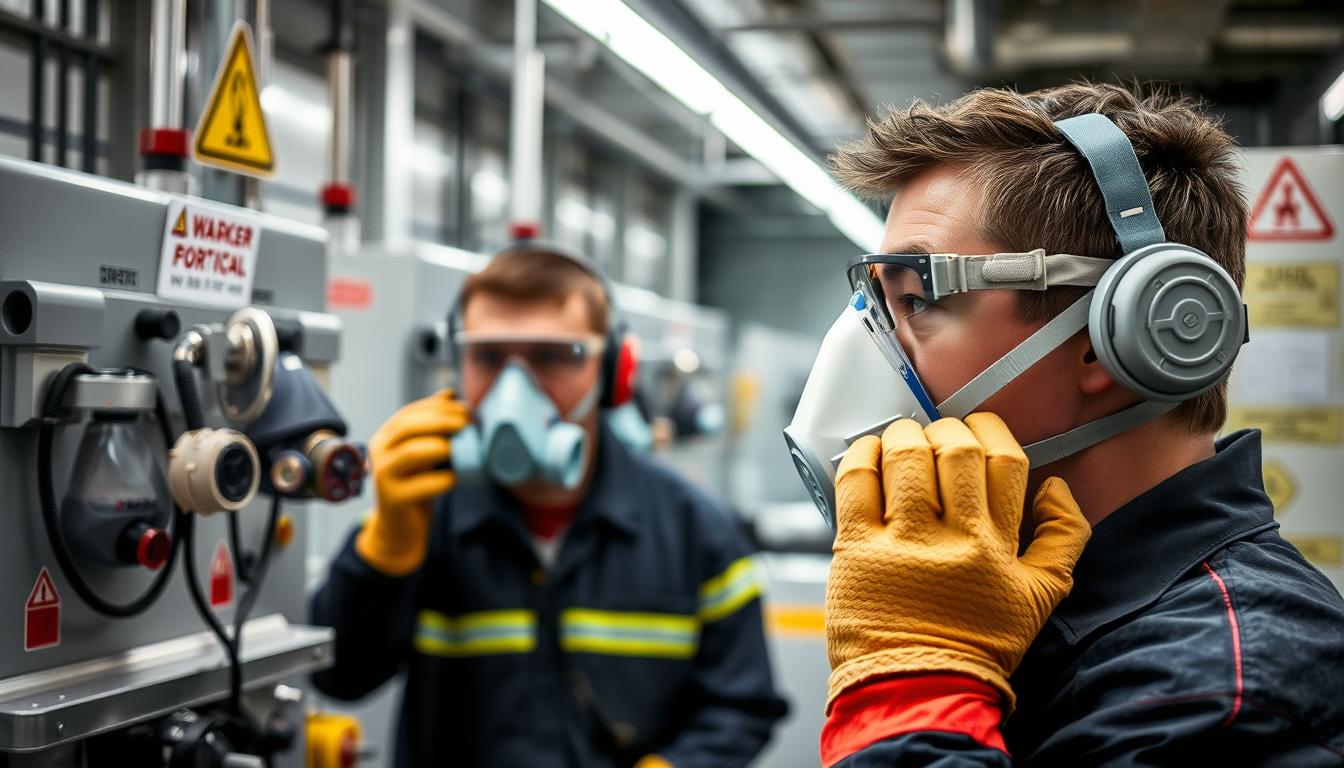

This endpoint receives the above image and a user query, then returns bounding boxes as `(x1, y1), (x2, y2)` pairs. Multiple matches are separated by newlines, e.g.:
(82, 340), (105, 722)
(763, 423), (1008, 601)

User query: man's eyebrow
(884, 241), (934, 255)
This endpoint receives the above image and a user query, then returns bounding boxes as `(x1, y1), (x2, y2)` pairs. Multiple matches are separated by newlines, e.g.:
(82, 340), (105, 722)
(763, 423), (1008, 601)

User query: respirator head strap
(1053, 113), (1166, 254)
(937, 292), (1094, 418)
(1023, 400), (1176, 467)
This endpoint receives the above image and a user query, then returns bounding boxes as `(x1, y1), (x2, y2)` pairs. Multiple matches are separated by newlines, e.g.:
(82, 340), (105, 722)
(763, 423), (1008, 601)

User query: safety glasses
(846, 249), (1114, 334)
(455, 332), (606, 379)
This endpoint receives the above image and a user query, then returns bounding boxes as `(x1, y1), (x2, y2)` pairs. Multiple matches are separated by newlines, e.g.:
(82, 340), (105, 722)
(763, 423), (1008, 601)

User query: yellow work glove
(355, 389), (468, 576)
(825, 413), (1091, 712)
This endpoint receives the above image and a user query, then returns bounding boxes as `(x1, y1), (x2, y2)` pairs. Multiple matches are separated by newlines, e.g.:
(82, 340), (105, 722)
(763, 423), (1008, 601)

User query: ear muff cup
(1088, 243), (1245, 401)
(600, 327), (638, 409)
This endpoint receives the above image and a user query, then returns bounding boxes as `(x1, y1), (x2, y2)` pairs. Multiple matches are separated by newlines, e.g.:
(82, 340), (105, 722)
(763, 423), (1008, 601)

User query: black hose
(180, 510), (244, 716)
(230, 509), (252, 585)
(172, 357), (206, 431)
(168, 356), (253, 717)
(37, 363), (182, 618)
(229, 495), (282, 715)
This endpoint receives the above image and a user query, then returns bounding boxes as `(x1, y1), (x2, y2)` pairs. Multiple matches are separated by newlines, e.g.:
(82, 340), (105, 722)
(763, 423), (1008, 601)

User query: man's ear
(1079, 341), (1116, 396)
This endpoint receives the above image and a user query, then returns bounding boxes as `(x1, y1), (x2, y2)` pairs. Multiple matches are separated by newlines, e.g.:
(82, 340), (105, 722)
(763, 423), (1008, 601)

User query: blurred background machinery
(0, 0), (1340, 766)
(0, 153), (357, 766)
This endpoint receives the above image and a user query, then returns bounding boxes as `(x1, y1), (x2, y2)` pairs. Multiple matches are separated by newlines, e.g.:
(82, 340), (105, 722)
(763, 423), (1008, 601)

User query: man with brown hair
(311, 244), (786, 767)
(817, 83), (1344, 765)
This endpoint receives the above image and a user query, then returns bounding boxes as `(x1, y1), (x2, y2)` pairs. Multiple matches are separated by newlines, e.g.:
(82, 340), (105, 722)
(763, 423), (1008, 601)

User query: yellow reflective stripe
(697, 556), (762, 623)
(414, 609), (537, 657)
(560, 608), (699, 660)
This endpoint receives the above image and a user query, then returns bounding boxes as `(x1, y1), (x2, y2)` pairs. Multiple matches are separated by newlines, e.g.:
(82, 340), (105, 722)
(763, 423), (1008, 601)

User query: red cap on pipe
(138, 128), (190, 157)
(509, 221), (542, 240)
(322, 182), (357, 210)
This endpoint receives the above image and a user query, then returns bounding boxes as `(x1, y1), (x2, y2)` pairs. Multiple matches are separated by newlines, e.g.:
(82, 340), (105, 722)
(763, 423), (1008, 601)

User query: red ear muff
(610, 335), (639, 408)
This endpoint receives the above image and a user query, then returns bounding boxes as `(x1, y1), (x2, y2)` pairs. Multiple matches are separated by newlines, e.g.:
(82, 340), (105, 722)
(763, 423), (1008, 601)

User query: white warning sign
(1247, 157), (1335, 242)
(156, 199), (260, 309)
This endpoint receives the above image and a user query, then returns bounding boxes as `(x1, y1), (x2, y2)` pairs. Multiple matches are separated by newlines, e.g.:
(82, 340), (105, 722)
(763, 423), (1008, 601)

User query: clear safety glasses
(845, 249), (1114, 421)
(455, 332), (607, 380)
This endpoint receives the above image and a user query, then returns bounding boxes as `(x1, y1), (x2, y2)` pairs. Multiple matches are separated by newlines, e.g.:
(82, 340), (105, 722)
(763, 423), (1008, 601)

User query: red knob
(137, 527), (172, 571)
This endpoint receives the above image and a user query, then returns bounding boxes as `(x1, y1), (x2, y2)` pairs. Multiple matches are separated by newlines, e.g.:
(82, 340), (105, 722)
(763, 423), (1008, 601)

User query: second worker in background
(310, 243), (787, 767)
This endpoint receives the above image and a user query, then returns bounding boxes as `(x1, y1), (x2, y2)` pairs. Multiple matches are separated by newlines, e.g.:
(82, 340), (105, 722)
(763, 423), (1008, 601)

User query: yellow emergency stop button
(307, 712), (361, 768)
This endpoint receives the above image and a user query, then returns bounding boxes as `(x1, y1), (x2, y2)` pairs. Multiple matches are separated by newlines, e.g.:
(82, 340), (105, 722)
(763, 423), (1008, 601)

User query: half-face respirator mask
(450, 336), (603, 491)
(788, 113), (1249, 528)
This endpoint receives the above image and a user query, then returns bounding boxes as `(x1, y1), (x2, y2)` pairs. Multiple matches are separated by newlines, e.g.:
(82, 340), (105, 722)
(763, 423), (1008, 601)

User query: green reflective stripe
(414, 609), (536, 657)
(698, 556), (762, 623)
(560, 608), (699, 659)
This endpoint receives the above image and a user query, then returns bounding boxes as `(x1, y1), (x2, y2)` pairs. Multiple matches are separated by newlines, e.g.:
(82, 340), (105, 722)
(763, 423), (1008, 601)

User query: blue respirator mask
(451, 361), (596, 490)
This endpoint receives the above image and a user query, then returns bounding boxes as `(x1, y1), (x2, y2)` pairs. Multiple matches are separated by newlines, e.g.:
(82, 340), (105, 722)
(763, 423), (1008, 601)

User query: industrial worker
(310, 243), (786, 767)
(814, 83), (1344, 765)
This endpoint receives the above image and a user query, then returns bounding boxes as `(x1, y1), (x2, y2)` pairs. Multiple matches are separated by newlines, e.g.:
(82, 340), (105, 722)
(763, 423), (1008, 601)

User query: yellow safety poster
(193, 22), (275, 177)
(1225, 406), (1342, 445)
(1244, 262), (1340, 328)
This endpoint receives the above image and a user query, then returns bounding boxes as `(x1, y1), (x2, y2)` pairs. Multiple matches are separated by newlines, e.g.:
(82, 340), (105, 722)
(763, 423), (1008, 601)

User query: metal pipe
(82, 0), (99, 173)
(244, 0), (274, 210)
(28, 0), (46, 161)
(148, 0), (186, 131)
(509, 0), (545, 232)
(56, 0), (70, 167)
(327, 52), (353, 188)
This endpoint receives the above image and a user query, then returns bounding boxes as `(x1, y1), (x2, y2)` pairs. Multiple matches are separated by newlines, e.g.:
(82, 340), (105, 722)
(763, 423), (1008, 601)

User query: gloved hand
(355, 389), (469, 576)
(825, 413), (1090, 712)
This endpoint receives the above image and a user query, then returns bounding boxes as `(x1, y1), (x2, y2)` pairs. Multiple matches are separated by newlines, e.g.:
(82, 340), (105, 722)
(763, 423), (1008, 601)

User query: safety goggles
(845, 249), (1114, 420)
(455, 332), (607, 379)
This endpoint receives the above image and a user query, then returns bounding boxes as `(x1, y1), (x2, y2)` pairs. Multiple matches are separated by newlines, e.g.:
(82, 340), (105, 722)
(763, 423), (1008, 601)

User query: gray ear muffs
(1055, 113), (1247, 404)
(1089, 242), (1245, 401)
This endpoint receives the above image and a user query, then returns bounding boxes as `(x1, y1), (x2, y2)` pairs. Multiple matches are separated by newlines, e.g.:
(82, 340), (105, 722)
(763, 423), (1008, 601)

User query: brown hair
(460, 246), (609, 334)
(832, 82), (1247, 434)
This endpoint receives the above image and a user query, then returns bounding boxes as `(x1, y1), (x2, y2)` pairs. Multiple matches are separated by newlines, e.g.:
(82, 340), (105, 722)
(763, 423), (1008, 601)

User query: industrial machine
(0, 155), (362, 767)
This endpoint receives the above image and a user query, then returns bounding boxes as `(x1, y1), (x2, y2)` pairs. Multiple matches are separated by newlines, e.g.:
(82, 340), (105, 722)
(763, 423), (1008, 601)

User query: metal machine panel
(0, 157), (342, 760)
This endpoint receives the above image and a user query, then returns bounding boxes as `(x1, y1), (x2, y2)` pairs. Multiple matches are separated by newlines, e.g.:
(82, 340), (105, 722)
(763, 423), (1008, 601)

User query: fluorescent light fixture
(1323, 68), (1344, 122)
(542, 0), (884, 251)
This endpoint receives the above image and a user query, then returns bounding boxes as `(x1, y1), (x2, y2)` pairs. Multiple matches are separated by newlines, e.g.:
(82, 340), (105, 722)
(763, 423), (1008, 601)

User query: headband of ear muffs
(446, 240), (639, 410)
(1054, 113), (1246, 402)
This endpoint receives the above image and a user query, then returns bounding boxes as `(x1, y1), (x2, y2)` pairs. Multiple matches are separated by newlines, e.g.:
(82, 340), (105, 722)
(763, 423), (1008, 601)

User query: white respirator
(782, 292), (931, 530)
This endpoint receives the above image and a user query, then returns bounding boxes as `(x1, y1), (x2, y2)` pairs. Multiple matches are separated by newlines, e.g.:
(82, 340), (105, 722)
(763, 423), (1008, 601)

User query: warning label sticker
(1244, 262), (1340, 328)
(1247, 157), (1335, 242)
(210, 540), (234, 609)
(156, 199), (260, 309)
(1226, 406), (1343, 445)
(193, 22), (275, 177)
(25, 568), (60, 652)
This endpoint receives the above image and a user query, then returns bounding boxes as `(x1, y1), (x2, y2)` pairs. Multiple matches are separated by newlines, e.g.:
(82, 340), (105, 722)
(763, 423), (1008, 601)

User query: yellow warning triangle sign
(193, 22), (275, 177)
(171, 207), (187, 237)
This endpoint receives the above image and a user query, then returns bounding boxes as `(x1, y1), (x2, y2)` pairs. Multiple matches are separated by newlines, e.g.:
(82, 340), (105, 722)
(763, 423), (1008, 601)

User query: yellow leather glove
(825, 413), (1090, 712)
(355, 389), (468, 576)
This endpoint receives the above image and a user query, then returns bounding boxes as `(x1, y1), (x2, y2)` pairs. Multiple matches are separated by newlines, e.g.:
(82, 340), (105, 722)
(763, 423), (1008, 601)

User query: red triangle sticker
(26, 568), (60, 609)
(1247, 158), (1335, 242)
